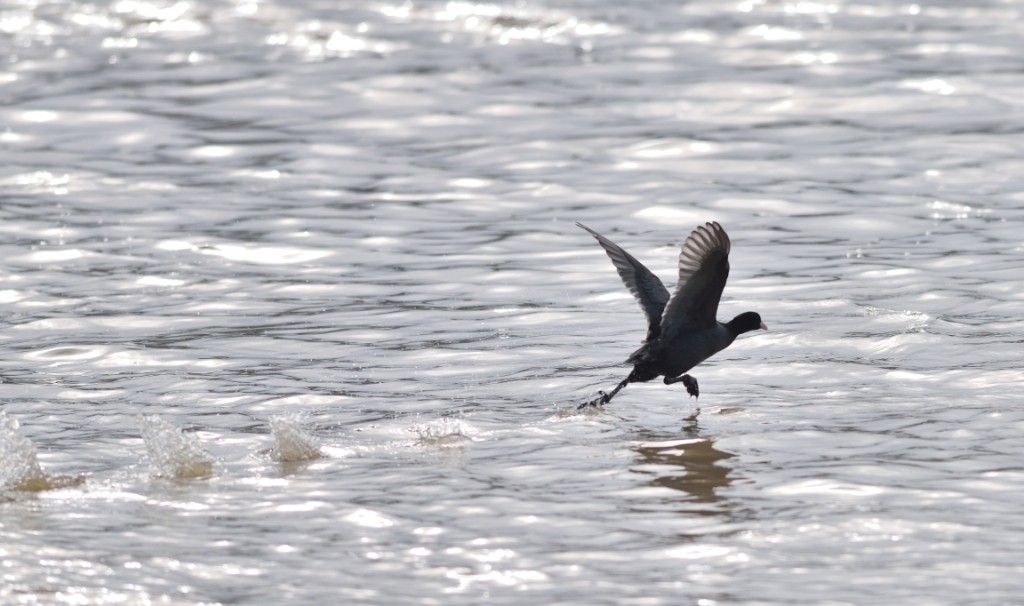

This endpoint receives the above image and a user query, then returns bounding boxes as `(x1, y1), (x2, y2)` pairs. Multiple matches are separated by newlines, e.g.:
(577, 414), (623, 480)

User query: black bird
(577, 221), (766, 408)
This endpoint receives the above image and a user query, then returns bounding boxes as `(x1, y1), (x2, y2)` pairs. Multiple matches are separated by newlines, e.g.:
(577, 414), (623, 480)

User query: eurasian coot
(577, 221), (766, 408)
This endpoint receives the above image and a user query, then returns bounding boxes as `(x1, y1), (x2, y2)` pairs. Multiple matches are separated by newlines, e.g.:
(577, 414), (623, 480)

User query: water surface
(3, 1), (1024, 604)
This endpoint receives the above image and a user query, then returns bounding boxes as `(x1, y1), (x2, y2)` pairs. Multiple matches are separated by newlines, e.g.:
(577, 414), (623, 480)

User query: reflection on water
(634, 437), (735, 506)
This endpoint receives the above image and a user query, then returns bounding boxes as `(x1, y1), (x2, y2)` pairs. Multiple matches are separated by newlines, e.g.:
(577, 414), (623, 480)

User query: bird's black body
(577, 222), (765, 408)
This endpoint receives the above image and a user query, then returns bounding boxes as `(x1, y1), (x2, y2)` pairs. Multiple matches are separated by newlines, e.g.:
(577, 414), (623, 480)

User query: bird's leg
(579, 374), (631, 409)
(664, 374), (699, 398)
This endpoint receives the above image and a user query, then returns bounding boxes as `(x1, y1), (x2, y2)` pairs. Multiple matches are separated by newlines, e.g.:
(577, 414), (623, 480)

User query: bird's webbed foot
(665, 374), (699, 398)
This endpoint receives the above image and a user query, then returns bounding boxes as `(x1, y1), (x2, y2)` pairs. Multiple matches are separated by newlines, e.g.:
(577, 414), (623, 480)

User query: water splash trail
(269, 416), (323, 462)
(414, 417), (475, 447)
(0, 411), (84, 492)
(139, 415), (215, 479)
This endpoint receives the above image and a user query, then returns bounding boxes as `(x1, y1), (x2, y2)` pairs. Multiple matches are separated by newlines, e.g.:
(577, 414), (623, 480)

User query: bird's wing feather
(659, 221), (731, 339)
(576, 222), (670, 340)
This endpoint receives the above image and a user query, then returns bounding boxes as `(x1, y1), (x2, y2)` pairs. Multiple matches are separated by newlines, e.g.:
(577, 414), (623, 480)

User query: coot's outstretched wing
(577, 222), (670, 340)
(659, 222), (731, 339)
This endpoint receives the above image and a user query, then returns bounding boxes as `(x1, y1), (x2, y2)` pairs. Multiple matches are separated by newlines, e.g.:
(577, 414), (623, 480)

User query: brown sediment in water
(12, 473), (87, 492)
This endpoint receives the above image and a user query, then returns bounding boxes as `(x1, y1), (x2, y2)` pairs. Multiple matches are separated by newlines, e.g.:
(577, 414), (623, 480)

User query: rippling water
(3, 0), (1024, 604)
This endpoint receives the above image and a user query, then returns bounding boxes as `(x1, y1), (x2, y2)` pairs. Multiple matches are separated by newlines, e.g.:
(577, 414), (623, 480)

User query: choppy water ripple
(3, 0), (1024, 604)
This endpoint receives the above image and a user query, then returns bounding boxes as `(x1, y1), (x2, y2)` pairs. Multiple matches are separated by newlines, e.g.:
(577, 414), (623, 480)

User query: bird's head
(729, 311), (767, 335)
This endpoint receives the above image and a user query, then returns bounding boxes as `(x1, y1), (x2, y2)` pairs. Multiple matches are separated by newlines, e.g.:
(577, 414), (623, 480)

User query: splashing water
(269, 416), (323, 462)
(139, 415), (215, 479)
(0, 412), (84, 491)
(0, 411), (46, 489)
(414, 417), (475, 447)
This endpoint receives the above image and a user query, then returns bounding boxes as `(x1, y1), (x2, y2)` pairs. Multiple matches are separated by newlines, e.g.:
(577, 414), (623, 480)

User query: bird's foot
(682, 375), (699, 399)
(578, 390), (609, 410)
